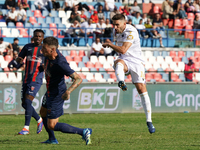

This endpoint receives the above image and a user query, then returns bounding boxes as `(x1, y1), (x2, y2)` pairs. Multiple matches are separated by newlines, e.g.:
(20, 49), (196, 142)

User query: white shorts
(114, 57), (146, 84)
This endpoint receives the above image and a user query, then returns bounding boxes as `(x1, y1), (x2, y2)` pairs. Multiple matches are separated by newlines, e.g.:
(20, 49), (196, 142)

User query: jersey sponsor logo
(28, 48), (32, 51)
(4, 87), (16, 111)
(27, 56), (42, 63)
(77, 87), (120, 111)
(132, 88), (143, 110)
(127, 35), (134, 40)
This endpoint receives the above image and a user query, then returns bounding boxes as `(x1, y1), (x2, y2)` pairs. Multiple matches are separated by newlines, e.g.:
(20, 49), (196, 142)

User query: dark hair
(139, 19), (143, 22)
(0, 37), (3, 41)
(112, 14), (125, 21)
(33, 29), (45, 36)
(14, 38), (18, 41)
(43, 37), (58, 48)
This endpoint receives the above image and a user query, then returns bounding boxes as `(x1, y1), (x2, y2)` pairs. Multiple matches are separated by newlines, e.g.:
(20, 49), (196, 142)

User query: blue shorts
(21, 82), (42, 101)
(42, 92), (64, 119)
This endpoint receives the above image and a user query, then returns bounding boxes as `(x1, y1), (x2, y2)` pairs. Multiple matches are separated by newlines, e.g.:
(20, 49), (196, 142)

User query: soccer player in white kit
(102, 14), (155, 134)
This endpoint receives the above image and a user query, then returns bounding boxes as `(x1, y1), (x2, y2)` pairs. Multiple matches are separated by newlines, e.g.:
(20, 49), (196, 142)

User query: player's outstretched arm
(62, 72), (82, 100)
(102, 41), (132, 54)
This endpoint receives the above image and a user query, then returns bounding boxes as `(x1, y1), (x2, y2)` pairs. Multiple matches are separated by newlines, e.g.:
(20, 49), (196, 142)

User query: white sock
(115, 62), (124, 81)
(37, 117), (42, 123)
(139, 92), (152, 122)
(24, 125), (29, 130)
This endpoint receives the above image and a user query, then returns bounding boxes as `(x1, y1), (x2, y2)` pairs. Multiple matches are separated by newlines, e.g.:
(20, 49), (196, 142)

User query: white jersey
(114, 24), (145, 65)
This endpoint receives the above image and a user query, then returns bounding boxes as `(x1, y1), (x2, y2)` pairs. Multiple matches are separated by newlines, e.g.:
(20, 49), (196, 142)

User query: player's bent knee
(40, 106), (47, 118)
(135, 83), (147, 94)
(47, 120), (58, 130)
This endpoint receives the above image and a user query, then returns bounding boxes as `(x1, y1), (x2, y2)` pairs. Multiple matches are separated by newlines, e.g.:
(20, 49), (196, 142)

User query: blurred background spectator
(132, 12), (142, 25)
(173, 0), (188, 19)
(142, 13), (147, 24)
(104, 0), (115, 12)
(4, 0), (16, 10)
(193, 14), (200, 29)
(184, 0), (195, 13)
(6, 7), (17, 25)
(69, 6), (81, 23)
(34, 0), (53, 13)
(135, 19), (148, 38)
(0, 38), (13, 56)
(17, 0), (29, 10)
(8, 51), (25, 71)
(64, 20), (80, 47)
(163, 1), (177, 19)
(9, 38), (21, 54)
(184, 59), (195, 81)
(110, 7), (120, 20)
(52, 0), (60, 11)
(17, 4), (26, 24)
(90, 37), (104, 57)
(130, 0), (141, 16)
(90, 10), (99, 23)
(97, 5), (104, 20)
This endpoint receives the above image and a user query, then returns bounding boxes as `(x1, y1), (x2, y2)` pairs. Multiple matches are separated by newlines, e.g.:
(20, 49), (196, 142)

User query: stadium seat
(8, 22), (15, 28)
(98, 56), (106, 63)
(70, 50), (77, 57)
(99, 79), (107, 82)
(33, 23), (41, 28)
(145, 73), (153, 82)
(179, 73), (185, 81)
(65, 56), (73, 62)
(90, 79), (97, 82)
(38, 17), (45, 24)
(88, 5), (94, 11)
(46, 17), (53, 24)
(103, 62), (112, 70)
(49, 23), (57, 28)
(82, 79), (88, 82)
(153, 73), (162, 82)
(58, 24), (66, 29)
(169, 51), (176, 58)
(86, 73), (94, 81)
(34, 10), (42, 17)
(165, 67), (174, 72)
(4, 55), (12, 62)
(186, 51), (192, 58)
(144, 51), (153, 58)
(94, 73), (103, 81)
(106, 68), (115, 74)
(26, 10), (33, 17)
(25, 23), (32, 28)
(0, 55), (4, 63)
(195, 62), (200, 70)
(107, 56), (114, 65)
(42, 23), (48, 28)
(153, 62), (161, 70)
(182, 19), (189, 26)
(78, 50), (86, 57)
(153, 51), (160, 57)
(73, 56), (82, 63)
(90, 56), (98, 64)
(94, 62), (103, 70)
(0, 22), (7, 28)
(184, 25), (194, 40)
(173, 56), (181, 62)
(1, 61), (8, 68)
(148, 68), (157, 72)
(59, 10), (66, 18)
(110, 73), (117, 81)
(69, 61), (78, 70)
(107, 78), (114, 82)
(174, 79), (183, 82)
(174, 19), (184, 34)
(78, 62), (86, 68)
(178, 51), (185, 58)
(169, 62), (177, 70)
(145, 63), (153, 70)
(1, 9), (8, 16)
(194, 51), (200, 58)
(0, 72), (11, 82)
(153, 5), (160, 13)
(29, 16), (37, 24)
(16, 22), (24, 28)
(30, 4), (36, 10)
(78, 73), (86, 79)
(171, 73), (179, 81)
(86, 62), (94, 68)
(157, 56), (164, 64)
(82, 56), (89, 63)
(50, 29), (58, 36)
(161, 62), (169, 70)
(44, 29), (53, 36)
(188, 13), (195, 20)
(148, 56), (156, 64)
(177, 62), (185, 71)
(181, 56), (188, 64)
(196, 31), (200, 46)
(51, 11), (58, 17)
(162, 73), (169, 81)
(54, 18), (61, 24)
(42, 10), (49, 17)
(81, 67), (89, 75)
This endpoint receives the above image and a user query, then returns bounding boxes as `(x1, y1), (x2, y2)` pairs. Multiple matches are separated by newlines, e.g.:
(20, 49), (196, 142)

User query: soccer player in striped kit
(17, 29), (45, 135)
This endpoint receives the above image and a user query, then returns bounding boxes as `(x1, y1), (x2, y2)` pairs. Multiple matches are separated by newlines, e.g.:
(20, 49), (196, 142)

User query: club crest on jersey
(47, 109), (51, 114)
(127, 35), (133, 40)
(31, 86), (35, 91)
(50, 63), (53, 67)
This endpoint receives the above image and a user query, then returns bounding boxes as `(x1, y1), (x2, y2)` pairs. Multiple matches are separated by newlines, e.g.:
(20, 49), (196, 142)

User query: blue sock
(22, 98), (33, 126)
(32, 108), (40, 121)
(42, 117), (56, 141)
(54, 122), (84, 136)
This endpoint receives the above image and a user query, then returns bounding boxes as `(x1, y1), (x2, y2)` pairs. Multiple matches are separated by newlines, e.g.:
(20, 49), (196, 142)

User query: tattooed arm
(62, 72), (82, 100)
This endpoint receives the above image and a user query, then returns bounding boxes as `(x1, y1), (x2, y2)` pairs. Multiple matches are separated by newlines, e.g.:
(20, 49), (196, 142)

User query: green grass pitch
(0, 113), (200, 150)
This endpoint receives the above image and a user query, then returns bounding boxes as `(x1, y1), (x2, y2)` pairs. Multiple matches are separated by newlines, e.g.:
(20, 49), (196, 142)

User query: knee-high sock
(54, 122), (84, 136)
(22, 98), (40, 126)
(42, 117), (56, 141)
(139, 92), (152, 122)
(115, 62), (124, 81)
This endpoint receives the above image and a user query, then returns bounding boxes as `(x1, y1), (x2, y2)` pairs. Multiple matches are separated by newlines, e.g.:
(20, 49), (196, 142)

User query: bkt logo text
(77, 87), (120, 111)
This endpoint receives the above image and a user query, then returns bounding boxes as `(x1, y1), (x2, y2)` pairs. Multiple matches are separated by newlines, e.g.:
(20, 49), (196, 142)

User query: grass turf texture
(0, 113), (200, 150)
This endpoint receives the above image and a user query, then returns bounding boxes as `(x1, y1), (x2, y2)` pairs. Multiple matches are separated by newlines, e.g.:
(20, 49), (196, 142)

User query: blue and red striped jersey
(19, 43), (44, 84)
(44, 49), (74, 96)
